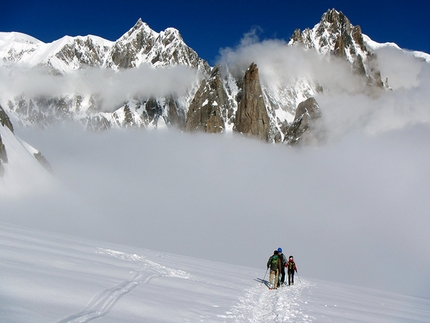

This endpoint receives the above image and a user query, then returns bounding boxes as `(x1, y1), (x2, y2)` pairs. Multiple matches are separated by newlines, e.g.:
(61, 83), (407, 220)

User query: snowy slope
(363, 34), (430, 63)
(1, 222), (429, 323)
(0, 124), (54, 197)
(0, 32), (42, 66)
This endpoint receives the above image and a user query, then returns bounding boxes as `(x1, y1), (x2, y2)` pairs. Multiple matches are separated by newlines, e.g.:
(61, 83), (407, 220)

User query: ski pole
(263, 268), (268, 281)
(297, 272), (302, 284)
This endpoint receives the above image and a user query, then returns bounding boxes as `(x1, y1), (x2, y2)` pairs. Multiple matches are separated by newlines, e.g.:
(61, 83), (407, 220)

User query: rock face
(235, 63), (269, 141)
(185, 67), (232, 133)
(0, 134), (6, 177)
(284, 97), (321, 145)
(0, 105), (14, 133)
(0, 105), (12, 176)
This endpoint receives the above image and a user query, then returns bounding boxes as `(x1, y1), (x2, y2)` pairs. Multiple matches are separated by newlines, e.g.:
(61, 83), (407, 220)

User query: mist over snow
(1, 120), (429, 300)
(0, 64), (199, 112)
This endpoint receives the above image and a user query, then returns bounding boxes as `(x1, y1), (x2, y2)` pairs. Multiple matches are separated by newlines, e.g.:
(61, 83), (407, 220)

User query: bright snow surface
(1, 222), (429, 323)
(2, 122), (430, 321)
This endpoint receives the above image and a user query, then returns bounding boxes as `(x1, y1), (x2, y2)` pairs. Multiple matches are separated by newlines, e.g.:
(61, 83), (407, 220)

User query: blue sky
(3, 0), (429, 65)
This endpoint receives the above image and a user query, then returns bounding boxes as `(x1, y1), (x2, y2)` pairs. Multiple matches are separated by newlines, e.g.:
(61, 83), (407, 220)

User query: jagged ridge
(1, 10), (392, 145)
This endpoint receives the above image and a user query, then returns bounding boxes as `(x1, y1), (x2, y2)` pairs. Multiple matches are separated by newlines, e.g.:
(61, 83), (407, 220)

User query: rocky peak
(185, 66), (233, 133)
(105, 19), (209, 72)
(54, 36), (110, 69)
(291, 9), (360, 55)
(128, 18), (147, 34)
(107, 19), (157, 69)
(235, 63), (269, 141)
(161, 28), (182, 41)
(289, 9), (383, 86)
(319, 9), (350, 32)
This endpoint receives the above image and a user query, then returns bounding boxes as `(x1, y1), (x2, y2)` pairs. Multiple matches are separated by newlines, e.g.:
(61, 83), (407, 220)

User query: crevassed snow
(0, 222), (429, 323)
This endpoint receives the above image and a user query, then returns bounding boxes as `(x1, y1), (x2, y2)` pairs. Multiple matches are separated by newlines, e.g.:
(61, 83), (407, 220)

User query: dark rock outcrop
(235, 63), (269, 141)
(166, 96), (186, 130)
(284, 97), (321, 145)
(0, 134), (8, 164)
(0, 105), (11, 177)
(0, 134), (6, 177)
(0, 105), (14, 133)
(185, 66), (232, 133)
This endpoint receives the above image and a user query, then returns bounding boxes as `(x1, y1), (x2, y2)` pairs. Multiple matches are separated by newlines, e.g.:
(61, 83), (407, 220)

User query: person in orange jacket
(287, 255), (298, 285)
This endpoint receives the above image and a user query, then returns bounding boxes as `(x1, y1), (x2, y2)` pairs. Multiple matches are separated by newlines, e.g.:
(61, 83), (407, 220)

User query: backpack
(288, 260), (295, 270)
(270, 255), (279, 270)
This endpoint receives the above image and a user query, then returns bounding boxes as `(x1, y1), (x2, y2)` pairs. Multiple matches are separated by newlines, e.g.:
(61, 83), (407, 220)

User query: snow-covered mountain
(0, 18), (209, 73)
(0, 18), (210, 131)
(2, 9), (427, 144)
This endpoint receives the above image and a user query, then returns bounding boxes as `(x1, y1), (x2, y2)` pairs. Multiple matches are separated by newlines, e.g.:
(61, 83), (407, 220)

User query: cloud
(373, 46), (424, 90)
(0, 64), (200, 112)
(218, 33), (365, 93)
(2, 123), (430, 298)
(316, 60), (430, 138)
(217, 31), (430, 141)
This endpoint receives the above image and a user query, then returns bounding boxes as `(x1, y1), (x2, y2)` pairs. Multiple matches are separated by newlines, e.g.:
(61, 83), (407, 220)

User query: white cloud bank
(2, 123), (430, 299)
(0, 63), (199, 111)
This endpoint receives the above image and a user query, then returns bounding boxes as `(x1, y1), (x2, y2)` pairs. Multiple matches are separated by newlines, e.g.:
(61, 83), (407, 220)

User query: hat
(278, 248), (282, 253)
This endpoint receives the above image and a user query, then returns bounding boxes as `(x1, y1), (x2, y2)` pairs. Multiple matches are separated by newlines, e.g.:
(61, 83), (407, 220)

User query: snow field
(1, 222), (429, 322)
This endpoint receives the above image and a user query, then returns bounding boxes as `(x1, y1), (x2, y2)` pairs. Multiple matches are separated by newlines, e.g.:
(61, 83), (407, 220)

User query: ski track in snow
(223, 279), (315, 323)
(58, 247), (315, 323)
(56, 248), (192, 323)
